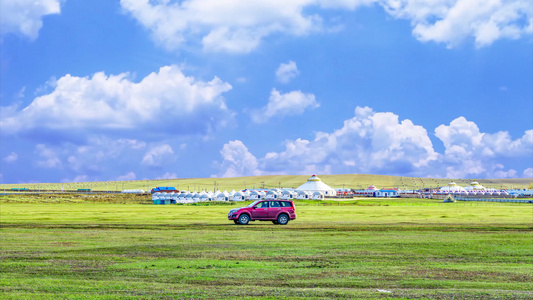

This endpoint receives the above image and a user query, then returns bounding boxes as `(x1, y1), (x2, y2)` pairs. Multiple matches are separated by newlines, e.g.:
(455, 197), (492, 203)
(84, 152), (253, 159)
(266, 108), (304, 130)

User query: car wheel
(238, 214), (250, 225)
(277, 213), (289, 225)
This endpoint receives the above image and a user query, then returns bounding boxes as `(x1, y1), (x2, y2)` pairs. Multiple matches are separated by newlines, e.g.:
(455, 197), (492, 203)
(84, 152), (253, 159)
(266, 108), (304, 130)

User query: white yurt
(249, 190), (264, 200)
(185, 192), (194, 201)
(439, 182), (467, 194)
(465, 181), (486, 191)
(312, 191), (325, 200)
(192, 192), (201, 202)
(178, 192), (187, 201)
(216, 191), (229, 201)
(281, 189), (297, 200)
(266, 189), (281, 199)
(232, 191), (246, 201)
(296, 175), (336, 197)
(296, 190), (311, 200)
(199, 193), (212, 202)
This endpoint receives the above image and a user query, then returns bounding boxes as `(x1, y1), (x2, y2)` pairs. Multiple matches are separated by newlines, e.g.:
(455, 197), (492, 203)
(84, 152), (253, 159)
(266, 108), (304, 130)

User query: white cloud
(214, 140), (261, 178)
(218, 106), (439, 177)
(116, 171), (136, 181)
(156, 172), (178, 180)
(0, 0), (61, 40)
(435, 117), (484, 149)
(67, 137), (146, 173)
(216, 107), (532, 178)
(0, 65), (234, 138)
(381, 0), (533, 47)
(435, 116), (533, 178)
(61, 175), (90, 183)
(524, 168), (533, 177)
(120, 0), (321, 53)
(435, 117), (533, 158)
(141, 144), (174, 167)
(251, 89), (319, 123)
(34, 144), (61, 168)
(492, 166), (518, 179)
(276, 61), (300, 83)
(259, 106), (438, 175)
(3, 152), (18, 163)
(120, 0), (532, 53)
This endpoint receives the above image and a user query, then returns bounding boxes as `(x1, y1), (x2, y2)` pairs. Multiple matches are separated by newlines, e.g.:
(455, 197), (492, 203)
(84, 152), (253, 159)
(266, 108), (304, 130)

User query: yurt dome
(296, 175), (336, 196)
(439, 182), (466, 193)
(465, 181), (486, 191)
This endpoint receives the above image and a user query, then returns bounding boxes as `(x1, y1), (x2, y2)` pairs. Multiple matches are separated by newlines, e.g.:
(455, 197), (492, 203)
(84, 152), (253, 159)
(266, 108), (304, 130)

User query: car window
(256, 201), (269, 208)
(270, 201), (281, 207)
(280, 201), (291, 207)
(247, 200), (261, 207)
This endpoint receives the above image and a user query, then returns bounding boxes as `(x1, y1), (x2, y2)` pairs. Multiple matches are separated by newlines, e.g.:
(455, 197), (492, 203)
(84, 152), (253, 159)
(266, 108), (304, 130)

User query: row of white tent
(152, 188), (327, 203)
(121, 189), (145, 194)
(432, 190), (509, 196)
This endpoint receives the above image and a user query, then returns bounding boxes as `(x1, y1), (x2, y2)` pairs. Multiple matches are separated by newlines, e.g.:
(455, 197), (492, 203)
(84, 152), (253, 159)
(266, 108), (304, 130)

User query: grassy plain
(2, 174), (532, 192)
(1, 198), (532, 299)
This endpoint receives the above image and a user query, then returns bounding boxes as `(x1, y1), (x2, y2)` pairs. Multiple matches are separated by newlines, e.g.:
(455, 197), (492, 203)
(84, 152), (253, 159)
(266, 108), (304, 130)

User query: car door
(268, 201), (282, 218)
(251, 201), (269, 219)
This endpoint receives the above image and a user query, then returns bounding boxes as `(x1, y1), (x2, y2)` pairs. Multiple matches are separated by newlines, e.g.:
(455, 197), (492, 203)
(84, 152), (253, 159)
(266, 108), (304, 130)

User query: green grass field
(2, 174), (532, 192)
(1, 198), (532, 299)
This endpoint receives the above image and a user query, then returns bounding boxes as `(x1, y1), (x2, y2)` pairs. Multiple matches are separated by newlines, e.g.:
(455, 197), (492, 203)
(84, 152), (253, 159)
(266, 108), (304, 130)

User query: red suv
(228, 200), (296, 225)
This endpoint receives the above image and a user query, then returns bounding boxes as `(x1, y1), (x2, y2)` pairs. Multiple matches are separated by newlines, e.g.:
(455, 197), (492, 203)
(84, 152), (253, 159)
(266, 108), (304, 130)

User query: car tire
(238, 214), (250, 225)
(277, 213), (289, 225)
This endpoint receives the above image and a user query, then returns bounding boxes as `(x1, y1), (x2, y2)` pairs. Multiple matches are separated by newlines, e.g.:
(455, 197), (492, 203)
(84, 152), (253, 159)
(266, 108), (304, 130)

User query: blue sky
(1, 0), (532, 183)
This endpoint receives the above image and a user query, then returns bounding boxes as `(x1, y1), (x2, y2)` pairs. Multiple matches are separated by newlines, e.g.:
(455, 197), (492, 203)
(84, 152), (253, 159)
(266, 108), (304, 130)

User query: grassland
(2, 174), (532, 192)
(1, 197), (532, 299)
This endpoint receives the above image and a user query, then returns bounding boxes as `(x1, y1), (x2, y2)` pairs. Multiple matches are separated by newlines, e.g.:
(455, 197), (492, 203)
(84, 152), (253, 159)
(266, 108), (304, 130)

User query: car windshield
(247, 200), (261, 207)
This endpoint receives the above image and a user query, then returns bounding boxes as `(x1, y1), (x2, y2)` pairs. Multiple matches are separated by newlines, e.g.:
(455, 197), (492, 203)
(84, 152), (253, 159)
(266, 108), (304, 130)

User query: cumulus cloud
(251, 89), (319, 123)
(67, 137), (146, 173)
(259, 106), (438, 175)
(524, 168), (533, 177)
(0, 0), (61, 40)
(0, 65), (234, 139)
(34, 144), (61, 168)
(116, 171), (136, 181)
(141, 144), (174, 167)
(3, 152), (18, 163)
(11, 136), (180, 182)
(120, 0), (531, 53)
(218, 107), (439, 177)
(216, 107), (532, 178)
(120, 0), (322, 53)
(61, 175), (90, 183)
(381, 0), (533, 47)
(276, 61), (299, 84)
(435, 117), (533, 178)
(215, 140), (261, 178)
(156, 172), (178, 180)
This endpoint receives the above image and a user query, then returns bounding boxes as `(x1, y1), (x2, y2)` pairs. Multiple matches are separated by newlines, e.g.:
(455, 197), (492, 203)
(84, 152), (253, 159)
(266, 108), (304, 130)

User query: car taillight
(291, 201), (295, 209)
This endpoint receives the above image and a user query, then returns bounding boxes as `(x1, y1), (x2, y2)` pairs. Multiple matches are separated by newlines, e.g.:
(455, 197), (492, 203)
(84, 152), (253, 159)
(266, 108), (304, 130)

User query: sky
(0, 0), (532, 184)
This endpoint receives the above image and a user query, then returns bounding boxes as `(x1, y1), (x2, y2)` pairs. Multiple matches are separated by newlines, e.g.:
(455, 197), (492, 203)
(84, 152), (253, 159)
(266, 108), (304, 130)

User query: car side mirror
(252, 206), (257, 209)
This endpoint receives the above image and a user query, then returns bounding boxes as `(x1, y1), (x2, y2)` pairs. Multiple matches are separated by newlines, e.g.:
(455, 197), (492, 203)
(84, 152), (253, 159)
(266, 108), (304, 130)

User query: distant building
(439, 182), (467, 194)
(465, 181), (486, 191)
(296, 175), (337, 197)
(374, 189), (398, 198)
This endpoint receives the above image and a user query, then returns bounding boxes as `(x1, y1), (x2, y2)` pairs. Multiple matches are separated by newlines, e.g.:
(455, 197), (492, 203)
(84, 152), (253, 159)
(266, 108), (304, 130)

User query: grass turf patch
(1, 200), (532, 299)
